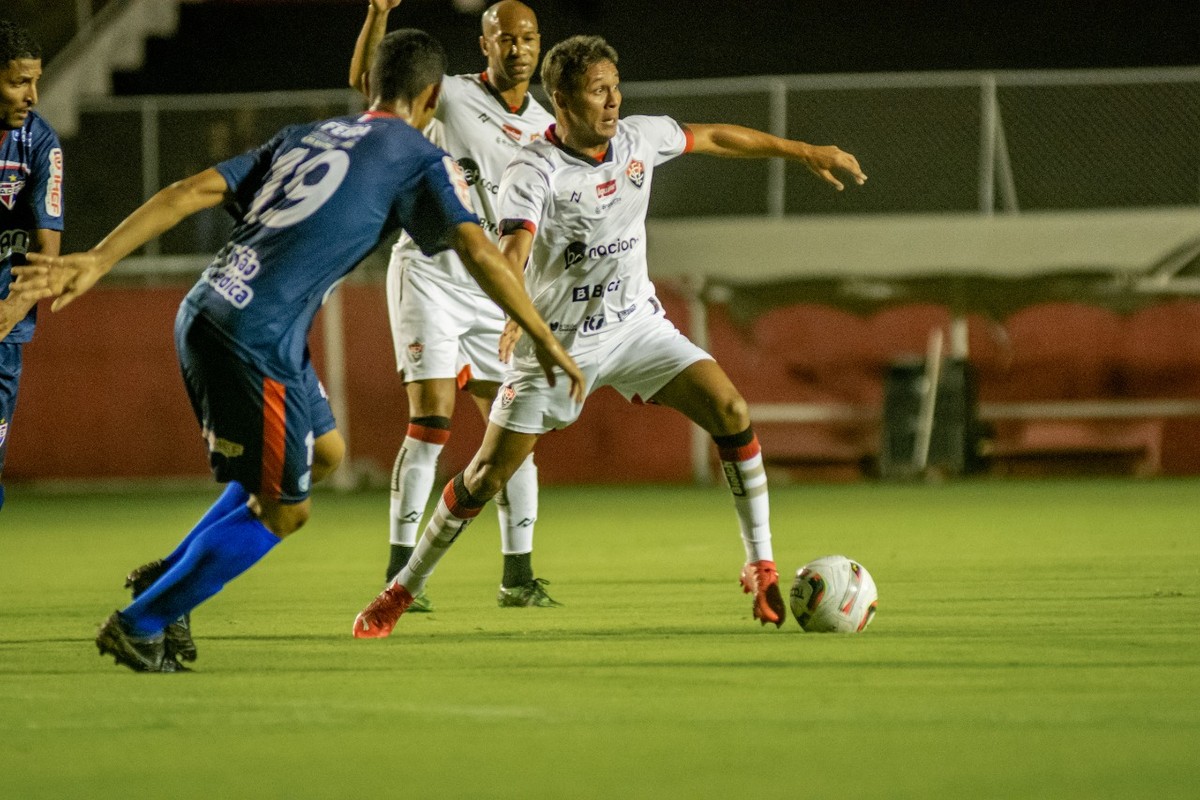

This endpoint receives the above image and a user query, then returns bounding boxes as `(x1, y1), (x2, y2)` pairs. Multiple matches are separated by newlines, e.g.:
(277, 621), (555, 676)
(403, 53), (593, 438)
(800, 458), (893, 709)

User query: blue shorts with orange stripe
(175, 310), (336, 504)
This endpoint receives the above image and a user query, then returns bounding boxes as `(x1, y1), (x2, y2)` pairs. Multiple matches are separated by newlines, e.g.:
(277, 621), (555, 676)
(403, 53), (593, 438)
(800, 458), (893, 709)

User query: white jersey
(497, 115), (693, 353)
(394, 72), (554, 287)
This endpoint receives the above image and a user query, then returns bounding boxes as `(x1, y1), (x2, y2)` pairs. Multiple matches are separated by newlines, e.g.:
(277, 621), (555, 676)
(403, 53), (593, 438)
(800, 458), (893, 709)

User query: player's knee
(311, 431), (346, 485)
(255, 497), (312, 538)
(465, 460), (511, 502)
(709, 391), (750, 435)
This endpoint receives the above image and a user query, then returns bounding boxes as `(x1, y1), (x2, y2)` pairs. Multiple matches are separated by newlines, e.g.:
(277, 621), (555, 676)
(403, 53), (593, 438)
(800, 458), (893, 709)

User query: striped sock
(390, 417), (451, 548)
(713, 428), (773, 563)
(397, 473), (486, 596)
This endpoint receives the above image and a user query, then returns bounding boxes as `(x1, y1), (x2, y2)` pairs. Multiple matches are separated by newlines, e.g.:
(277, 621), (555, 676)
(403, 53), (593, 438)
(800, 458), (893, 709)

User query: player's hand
(499, 318), (522, 363)
(6, 265), (55, 304)
(533, 340), (586, 404)
(370, 0), (402, 12)
(19, 251), (106, 311)
(801, 145), (867, 191)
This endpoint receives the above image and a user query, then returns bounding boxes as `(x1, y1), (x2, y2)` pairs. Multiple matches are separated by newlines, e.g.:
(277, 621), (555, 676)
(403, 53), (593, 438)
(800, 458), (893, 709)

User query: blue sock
(161, 482), (251, 570)
(121, 503), (281, 637)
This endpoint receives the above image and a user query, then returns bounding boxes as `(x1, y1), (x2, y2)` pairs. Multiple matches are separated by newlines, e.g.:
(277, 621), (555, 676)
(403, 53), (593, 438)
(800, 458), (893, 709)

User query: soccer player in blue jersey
(0, 20), (63, 512)
(17, 29), (583, 673)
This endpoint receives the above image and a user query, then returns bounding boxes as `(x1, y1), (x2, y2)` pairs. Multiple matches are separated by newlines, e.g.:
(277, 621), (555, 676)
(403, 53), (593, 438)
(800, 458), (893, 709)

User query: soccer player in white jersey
(351, 34), (867, 638)
(349, 0), (560, 609)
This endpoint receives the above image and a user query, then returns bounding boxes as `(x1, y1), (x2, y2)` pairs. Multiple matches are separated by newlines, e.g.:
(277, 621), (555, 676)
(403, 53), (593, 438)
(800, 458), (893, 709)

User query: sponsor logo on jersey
(0, 228), (30, 259)
(456, 157), (499, 195)
(587, 236), (639, 259)
(548, 321), (578, 333)
(442, 156), (475, 213)
(47, 149), (63, 217)
(626, 159), (645, 188)
(596, 179), (617, 199)
(502, 123), (522, 141)
(0, 418), (8, 448)
(581, 313), (606, 334)
(0, 161), (27, 211)
(408, 340), (425, 365)
(564, 241), (587, 270)
(500, 384), (517, 408)
(571, 278), (622, 302)
(570, 191), (582, 203)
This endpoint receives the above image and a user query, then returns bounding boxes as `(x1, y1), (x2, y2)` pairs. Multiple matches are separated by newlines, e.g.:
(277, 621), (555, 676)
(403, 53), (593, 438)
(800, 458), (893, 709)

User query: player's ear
(479, 34), (489, 58)
(426, 81), (443, 112)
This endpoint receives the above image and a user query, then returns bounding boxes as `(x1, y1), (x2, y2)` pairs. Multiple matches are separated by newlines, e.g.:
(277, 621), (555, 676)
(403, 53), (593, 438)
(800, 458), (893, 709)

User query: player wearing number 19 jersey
(349, 35), (866, 637)
(350, 0), (559, 610)
(17, 29), (583, 671)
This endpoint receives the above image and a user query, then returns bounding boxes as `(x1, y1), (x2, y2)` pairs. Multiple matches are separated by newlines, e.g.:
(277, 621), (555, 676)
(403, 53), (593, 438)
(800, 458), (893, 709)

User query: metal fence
(56, 66), (1200, 262)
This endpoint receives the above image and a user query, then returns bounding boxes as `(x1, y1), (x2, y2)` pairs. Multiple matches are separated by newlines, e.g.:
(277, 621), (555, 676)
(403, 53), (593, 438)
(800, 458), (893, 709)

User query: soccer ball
(789, 555), (878, 633)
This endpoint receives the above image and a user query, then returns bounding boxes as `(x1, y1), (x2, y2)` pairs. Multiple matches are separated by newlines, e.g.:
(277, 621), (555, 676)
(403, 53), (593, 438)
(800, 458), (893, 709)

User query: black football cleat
(125, 559), (198, 662)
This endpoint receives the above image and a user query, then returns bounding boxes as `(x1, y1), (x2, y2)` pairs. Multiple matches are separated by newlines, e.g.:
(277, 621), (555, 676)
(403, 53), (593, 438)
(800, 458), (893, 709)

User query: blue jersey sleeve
(214, 126), (298, 219)
(27, 122), (65, 232)
(401, 153), (480, 257)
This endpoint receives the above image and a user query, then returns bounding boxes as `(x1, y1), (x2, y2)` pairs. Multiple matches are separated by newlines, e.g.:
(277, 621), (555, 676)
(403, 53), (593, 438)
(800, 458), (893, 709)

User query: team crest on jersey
(596, 179), (617, 199)
(0, 161), (27, 211)
(47, 148), (64, 217)
(408, 340), (425, 365)
(626, 159), (645, 188)
(499, 384), (516, 408)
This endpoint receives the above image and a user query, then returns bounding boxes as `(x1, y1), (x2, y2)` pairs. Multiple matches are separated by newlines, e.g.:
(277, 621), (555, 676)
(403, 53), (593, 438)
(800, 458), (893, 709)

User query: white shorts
(386, 254), (508, 385)
(490, 308), (712, 434)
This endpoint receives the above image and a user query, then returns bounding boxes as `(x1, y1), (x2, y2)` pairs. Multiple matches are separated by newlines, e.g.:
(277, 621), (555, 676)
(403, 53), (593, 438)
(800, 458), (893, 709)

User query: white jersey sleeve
(622, 115), (693, 166)
(497, 156), (551, 235)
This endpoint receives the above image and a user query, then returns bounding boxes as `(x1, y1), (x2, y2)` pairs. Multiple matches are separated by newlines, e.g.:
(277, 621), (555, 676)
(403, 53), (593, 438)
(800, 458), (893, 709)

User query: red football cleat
(352, 583), (415, 639)
(740, 560), (785, 628)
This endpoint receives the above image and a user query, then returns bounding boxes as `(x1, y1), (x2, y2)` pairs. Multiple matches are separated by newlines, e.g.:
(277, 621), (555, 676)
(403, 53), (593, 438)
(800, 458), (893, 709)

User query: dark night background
(107, 0), (1200, 94)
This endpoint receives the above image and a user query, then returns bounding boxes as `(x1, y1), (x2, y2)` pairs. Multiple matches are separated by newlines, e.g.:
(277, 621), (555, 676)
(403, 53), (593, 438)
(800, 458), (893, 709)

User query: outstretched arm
(451, 223), (585, 402)
(685, 123), (867, 191)
(18, 168), (230, 311)
(349, 0), (403, 95)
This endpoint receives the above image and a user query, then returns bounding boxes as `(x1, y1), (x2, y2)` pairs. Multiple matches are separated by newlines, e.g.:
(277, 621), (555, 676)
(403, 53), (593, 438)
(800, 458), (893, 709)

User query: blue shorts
(0, 342), (22, 476)
(175, 311), (336, 504)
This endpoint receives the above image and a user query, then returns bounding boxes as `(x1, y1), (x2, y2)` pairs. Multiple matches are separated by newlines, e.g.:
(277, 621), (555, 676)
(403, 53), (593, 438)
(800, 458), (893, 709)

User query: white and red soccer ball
(790, 555), (878, 633)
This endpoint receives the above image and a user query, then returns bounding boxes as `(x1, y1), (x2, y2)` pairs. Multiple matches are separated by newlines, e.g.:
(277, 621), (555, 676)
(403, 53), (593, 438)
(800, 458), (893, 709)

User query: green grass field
(2, 479), (1198, 799)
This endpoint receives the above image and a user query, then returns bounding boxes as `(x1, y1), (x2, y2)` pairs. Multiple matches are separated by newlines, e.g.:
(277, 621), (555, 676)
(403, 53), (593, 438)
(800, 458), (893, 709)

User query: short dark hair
(369, 29), (446, 105)
(0, 19), (42, 66)
(541, 35), (618, 102)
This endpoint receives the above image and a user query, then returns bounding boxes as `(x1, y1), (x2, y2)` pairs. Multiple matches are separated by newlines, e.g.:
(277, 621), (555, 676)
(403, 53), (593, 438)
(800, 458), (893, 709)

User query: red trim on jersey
(406, 423), (451, 445)
(718, 436), (762, 463)
(480, 71), (524, 113)
(500, 218), (537, 238)
(442, 480), (484, 519)
(545, 124), (609, 165)
(456, 365), (472, 391)
(260, 378), (288, 500)
(361, 110), (400, 120)
(682, 124), (695, 153)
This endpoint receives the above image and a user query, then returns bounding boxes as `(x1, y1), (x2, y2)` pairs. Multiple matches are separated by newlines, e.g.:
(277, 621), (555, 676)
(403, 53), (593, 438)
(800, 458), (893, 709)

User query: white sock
(389, 423), (449, 546)
(397, 476), (484, 595)
(716, 431), (774, 563)
(496, 454), (537, 555)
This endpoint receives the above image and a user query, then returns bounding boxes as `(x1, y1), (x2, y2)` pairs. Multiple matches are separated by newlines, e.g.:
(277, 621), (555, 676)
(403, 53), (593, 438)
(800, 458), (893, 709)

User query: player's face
(480, 6), (541, 89)
(559, 60), (621, 148)
(0, 57), (42, 130)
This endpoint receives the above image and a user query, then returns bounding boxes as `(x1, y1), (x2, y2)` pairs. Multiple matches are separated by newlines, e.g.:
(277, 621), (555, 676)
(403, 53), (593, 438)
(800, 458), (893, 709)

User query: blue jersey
(181, 111), (478, 376)
(0, 111), (65, 344)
